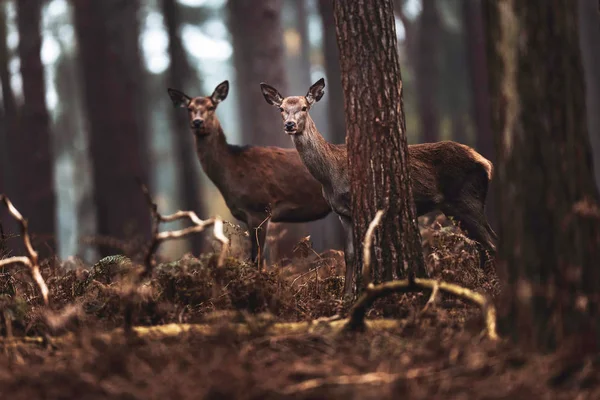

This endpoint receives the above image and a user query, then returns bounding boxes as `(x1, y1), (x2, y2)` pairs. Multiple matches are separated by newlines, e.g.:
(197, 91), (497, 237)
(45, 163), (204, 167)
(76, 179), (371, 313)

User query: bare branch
(0, 195), (49, 305)
(281, 372), (401, 395)
(138, 181), (230, 278)
(361, 210), (385, 288)
(345, 278), (498, 340)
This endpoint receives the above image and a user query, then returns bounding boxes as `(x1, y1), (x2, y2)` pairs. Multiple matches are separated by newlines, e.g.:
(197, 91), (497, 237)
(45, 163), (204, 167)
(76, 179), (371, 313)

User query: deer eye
(301, 106), (307, 112)
(279, 107), (284, 112)
(206, 106), (215, 112)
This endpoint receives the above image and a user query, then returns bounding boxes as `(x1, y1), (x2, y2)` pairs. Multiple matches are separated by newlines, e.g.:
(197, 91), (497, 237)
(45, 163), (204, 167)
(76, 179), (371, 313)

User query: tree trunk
(578, 0), (600, 191)
(416, 0), (440, 143)
(485, 0), (600, 351)
(315, 0), (345, 251)
(228, 0), (289, 148)
(334, 0), (427, 290)
(162, 0), (206, 255)
(72, 0), (151, 256)
(14, 0), (56, 253)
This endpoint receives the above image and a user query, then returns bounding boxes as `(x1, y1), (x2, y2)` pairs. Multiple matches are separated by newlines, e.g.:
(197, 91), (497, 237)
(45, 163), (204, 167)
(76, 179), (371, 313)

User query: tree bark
(416, 0), (440, 143)
(334, 0), (426, 289)
(162, 0), (206, 255)
(14, 0), (56, 253)
(464, 0), (496, 228)
(578, 0), (600, 191)
(72, 0), (151, 255)
(228, 0), (289, 148)
(485, 0), (600, 351)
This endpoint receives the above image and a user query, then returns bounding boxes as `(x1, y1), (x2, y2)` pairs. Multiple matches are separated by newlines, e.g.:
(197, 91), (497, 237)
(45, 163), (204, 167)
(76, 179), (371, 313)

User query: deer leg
(339, 216), (355, 297)
(441, 202), (496, 268)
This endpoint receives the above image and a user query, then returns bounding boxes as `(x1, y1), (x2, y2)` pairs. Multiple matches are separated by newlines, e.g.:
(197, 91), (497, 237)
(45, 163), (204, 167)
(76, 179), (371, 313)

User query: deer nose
(192, 119), (203, 128)
(285, 121), (296, 131)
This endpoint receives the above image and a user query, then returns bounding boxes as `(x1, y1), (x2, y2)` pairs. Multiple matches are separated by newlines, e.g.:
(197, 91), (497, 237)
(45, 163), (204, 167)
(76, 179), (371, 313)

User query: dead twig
(255, 211), (271, 269)
(137, 180), (230, 279)
(281, 372), (401, 395)
(0, 195), (49, 305)
(361, 210), (385, 288)
(345, 278), (498, 340)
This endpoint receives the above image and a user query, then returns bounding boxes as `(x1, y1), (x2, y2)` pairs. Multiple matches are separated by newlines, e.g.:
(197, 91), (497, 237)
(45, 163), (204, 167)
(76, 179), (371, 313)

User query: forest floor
(0, 215), (598, 399)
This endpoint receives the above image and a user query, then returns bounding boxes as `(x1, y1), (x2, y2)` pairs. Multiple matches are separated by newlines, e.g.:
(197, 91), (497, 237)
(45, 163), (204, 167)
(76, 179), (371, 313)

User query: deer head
(167, 80), (229, 136)
(260, 78), (325, 135)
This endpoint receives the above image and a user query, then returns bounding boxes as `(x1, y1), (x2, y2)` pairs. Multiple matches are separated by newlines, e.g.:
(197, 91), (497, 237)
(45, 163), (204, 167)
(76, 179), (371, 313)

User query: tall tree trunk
(0, 5), (16, 247)
(334, 0), (427, 291)
(318, 0), (346, 146)
(416, 0), (440, 143)
(464, 0), (496, 228)
(485, 0), (600, 351)
(578, 0), (600, 190)
(72, 0), (151, 256)
(315, 0), (345, 251)
(14, 0), (56, 253)
(162, 0), (206, 255)
(228, 0), (289, 148)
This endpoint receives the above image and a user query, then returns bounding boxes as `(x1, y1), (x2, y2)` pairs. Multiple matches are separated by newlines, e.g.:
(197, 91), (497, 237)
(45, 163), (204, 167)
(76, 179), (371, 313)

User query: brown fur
(261, 79), (497, 297)
(168, 82), (331, 263)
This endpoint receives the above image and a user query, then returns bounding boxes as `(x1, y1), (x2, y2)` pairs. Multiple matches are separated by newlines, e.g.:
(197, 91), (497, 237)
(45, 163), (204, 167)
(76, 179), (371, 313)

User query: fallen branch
(361, 209), (385, 288)
(345, 278), (498, 340)
(138, 181), (230, 278)
(0, 195), (49, 305)
(281, 372), (401, 395)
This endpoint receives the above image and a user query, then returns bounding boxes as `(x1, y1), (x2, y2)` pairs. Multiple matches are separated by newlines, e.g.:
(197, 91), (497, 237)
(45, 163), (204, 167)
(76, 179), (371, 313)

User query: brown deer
(260, 78), (497, 296)
(167, 81), (331, 264)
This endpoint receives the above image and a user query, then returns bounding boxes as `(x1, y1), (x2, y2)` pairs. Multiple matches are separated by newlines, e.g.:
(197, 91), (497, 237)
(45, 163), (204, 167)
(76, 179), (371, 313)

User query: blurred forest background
(0, 0), (598, 264)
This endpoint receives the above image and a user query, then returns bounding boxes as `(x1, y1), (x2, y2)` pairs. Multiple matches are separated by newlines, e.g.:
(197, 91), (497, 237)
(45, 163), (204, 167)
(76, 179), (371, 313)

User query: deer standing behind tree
(261, 78), (497, 296)
(167, 81), (331, 264)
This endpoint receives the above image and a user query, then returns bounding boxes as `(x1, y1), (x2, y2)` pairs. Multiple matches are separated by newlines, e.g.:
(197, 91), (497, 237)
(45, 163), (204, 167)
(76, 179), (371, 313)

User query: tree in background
(578, 0), (600, 190)
(0, 5), (13, 231)
(72, 0), (151, 255)
(162, 0), (206, 255)
(416, 0), (440, 143)
(485, 0), (600, 350)
(334, 0), (426, 291)
(13, 0), (56, 253)
(228, 0), (289, 148)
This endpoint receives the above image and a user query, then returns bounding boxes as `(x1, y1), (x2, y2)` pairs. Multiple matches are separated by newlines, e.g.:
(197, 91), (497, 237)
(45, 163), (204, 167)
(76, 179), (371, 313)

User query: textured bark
(464, 0), (496, 228)
(14, 0), (56, 252)
(416, 0), (440, 143)
(578, 0), (600, 190)
(334, 0), (426, 287)
(228, 0), (289, 148)
(72, 0), (151, 255)
(485, 0), (600, 351)
(162, 0), (206, 254)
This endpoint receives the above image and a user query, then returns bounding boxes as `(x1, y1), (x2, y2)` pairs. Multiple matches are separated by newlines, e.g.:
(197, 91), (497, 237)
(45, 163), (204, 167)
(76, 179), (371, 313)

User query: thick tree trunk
(416, 0), (440, 143)
(485, 0), (600, 351)
(73, 0), (151, 256)
(578, 0), (600, 190)
(464, 0), (496, 228)
(14, 0), (56, 253)
(228, 0), (289, 148)
(334, 0), (426, 290)
(162, 0), (206, 255)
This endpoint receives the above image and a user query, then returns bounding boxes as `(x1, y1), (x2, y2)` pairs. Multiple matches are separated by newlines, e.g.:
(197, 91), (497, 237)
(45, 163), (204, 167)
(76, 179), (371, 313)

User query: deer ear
(211, 80), (229, 104)
(260, 82), (284, 107)
(305, 78), (325, 106)
(167, 88), (191, 108)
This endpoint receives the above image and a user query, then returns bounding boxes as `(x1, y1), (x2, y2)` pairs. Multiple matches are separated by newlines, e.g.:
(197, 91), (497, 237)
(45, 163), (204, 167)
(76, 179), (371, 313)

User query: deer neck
(193, 121), (235, 191)
(292, 115), (337, 187)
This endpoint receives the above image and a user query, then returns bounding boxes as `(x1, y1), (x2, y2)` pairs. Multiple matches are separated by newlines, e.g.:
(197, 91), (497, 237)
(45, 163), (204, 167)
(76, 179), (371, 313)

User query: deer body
(168, 81), (331, 264)
(261, 79), (497, 296)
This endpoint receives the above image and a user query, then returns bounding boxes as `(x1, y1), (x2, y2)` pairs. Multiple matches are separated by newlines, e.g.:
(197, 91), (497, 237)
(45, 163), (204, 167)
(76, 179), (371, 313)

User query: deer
(167, 80), (331, 265)
(260, 78), (497, 296)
